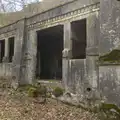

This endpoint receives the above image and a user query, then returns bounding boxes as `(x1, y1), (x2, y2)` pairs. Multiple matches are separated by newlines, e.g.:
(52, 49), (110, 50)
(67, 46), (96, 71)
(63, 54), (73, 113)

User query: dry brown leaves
(0, 89), (98, 120)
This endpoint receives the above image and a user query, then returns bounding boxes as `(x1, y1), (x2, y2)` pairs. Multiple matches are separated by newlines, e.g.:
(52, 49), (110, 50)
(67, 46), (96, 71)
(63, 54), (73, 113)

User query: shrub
(27, 84), (47, 98)
(38, 85), (47, 97)
(53, 87), (64, 97)
(28, 86), (39, 97)
(46, 92), (51, 98)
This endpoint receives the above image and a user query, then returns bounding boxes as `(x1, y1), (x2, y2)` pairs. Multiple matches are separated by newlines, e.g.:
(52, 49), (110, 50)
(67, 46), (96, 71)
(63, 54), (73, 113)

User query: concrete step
(37, 79), (64, 91)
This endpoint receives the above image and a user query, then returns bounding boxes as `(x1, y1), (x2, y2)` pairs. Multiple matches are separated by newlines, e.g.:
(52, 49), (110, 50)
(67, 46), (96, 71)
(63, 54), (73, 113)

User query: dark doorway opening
(36, 25), (63, 80)
(8, 37), (15, 62)
(71, 19), (87, 59)
(0, 40), (5, 63)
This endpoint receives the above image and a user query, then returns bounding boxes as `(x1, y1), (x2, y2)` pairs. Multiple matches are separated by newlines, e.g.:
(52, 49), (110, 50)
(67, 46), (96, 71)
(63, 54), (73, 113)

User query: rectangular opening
(8, 37), (15, 62)
(36, 25), (63, 80)
(71, 19), (87, 59)
(0, 40), (5, 63)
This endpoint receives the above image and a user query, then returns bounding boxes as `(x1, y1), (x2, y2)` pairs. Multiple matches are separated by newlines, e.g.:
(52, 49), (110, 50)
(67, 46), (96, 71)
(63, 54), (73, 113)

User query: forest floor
(0, 88), (99, 120)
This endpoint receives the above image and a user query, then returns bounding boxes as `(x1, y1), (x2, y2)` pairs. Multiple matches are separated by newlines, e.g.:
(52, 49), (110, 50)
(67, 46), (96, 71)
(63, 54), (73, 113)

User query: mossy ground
(53, 87), (64, 97)
(96, 103), (120, 120)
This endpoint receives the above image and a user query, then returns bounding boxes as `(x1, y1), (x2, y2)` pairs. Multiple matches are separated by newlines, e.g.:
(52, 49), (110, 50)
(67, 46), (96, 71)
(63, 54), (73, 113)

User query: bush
(27, 84), (47, 98)
(53, 87), (64, 97)
(38, 85), (47, 97)
(28, 86), (39, 97)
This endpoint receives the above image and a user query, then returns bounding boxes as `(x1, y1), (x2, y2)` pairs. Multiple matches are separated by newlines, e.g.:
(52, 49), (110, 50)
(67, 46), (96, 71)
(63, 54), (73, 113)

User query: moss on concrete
(99, 49), (120, 63)
(53, 87), (64, 97)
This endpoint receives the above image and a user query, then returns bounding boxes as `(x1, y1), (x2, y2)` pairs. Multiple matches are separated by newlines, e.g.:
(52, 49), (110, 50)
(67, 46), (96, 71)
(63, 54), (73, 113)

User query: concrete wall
(11, 19), (26, 88)
(0, 11), (25, 27)
(99, 66), (120, 105)
(69, 59), (86, 95)
(0, 63), (12, 76)
(26, 0), (100, 26)
(0, 1), (100, 103)
(23, 0), (75, 17)
(0, 0), (100, 27)
(100, 0), (120, 55)
(0, 31), (16, 80)
(0, 0), (76, 27)
(99, 0), (120, 105)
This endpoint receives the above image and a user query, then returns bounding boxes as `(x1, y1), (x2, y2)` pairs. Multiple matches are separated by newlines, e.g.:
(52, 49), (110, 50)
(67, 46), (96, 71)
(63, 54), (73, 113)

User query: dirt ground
(0, 88), (98, 120)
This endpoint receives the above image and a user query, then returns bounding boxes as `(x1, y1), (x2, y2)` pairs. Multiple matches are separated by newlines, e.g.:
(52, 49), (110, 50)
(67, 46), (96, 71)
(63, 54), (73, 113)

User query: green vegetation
(27, 83), (47, 98)
(53, 87), (64, 97)
(97, 103), (120, 119)
(28, 86), (38, 97)
(99, 49), (120, 63)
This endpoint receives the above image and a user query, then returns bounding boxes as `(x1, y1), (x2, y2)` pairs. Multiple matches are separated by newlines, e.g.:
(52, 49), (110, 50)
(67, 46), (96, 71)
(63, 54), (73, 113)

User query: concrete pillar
(22, 30), (37, 84)
(1, 38), (9, 77)
(99, 0), (120, 105)
(11, 19), (25, 88)
(2, 38), (9, 63)
(85, 11), (100, 98)
(5, 38), (9, 57)
(64, 22), (72, 49)
(63, 22), (72, 91)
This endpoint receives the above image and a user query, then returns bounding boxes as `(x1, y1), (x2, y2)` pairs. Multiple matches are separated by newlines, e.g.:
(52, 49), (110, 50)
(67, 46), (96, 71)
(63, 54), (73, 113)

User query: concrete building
(0, 0), (120, 105)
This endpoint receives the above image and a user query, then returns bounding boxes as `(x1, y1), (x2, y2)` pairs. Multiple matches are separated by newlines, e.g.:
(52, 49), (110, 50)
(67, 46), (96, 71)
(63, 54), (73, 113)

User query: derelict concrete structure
(0, 0), (120, 105)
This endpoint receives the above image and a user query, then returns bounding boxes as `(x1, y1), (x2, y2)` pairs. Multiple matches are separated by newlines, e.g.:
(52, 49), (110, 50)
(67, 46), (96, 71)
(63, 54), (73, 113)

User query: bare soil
(0, 88), (98, 120)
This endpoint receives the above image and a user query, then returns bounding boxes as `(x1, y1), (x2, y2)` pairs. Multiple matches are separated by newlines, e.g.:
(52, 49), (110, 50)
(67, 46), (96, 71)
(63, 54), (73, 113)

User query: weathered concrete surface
(12, 19), (25, 88)
(99, 0), (120, 105)
(85, 11), (100, 102)
(62, 22), (72, 91)
(86, 12), (100, 56)
(26, 0), (100, 26)
(69, 59), (86, 96)
(99, 66), (120, 105)
(86, 56), (99, 90)
(0, 63), (12, 76)
(20, 30), (37, 84)
(0, 0), (100, 27)
(24, 0), (75, 17)
(0, 12), (25, 27)
(0, 0), (75, 27)
(100, 0), (120, 55)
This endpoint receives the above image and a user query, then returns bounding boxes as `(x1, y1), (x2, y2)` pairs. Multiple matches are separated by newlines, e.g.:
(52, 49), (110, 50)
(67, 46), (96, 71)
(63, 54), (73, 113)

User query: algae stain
(99, 49), (120, 63)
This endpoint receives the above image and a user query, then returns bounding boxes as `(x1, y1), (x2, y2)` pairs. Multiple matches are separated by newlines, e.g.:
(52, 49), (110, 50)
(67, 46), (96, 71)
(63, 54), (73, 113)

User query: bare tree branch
(0, 0), (6, 12)
(0, 0), (40, 12)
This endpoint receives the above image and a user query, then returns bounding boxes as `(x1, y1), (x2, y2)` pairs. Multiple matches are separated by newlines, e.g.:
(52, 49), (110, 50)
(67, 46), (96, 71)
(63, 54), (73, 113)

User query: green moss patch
(28, 87), (39, 97)
(97, 103), (120, 119)
(53, 87), (64, 97)
(29, 84), (47, 97)
(99, 49), (120, 63)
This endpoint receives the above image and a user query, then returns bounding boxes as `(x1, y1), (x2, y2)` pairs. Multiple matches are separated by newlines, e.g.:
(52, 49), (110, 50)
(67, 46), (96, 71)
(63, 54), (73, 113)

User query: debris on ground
(0, 88), (98, 120)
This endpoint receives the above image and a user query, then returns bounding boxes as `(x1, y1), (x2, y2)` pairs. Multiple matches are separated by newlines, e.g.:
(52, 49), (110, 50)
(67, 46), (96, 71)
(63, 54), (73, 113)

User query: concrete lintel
(86, 47), (99, 56)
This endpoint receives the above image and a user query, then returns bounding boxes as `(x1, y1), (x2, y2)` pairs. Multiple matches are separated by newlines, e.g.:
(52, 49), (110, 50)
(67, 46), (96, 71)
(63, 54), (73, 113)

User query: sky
(0, 0), (42, 12)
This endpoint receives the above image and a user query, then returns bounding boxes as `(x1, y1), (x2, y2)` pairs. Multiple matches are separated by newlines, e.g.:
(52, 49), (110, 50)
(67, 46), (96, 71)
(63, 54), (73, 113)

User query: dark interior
(36, 25), (63, 80)
(71, 19), (87, 59)
(0, 40), (5, 63)
(8, 37), (15, 62)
